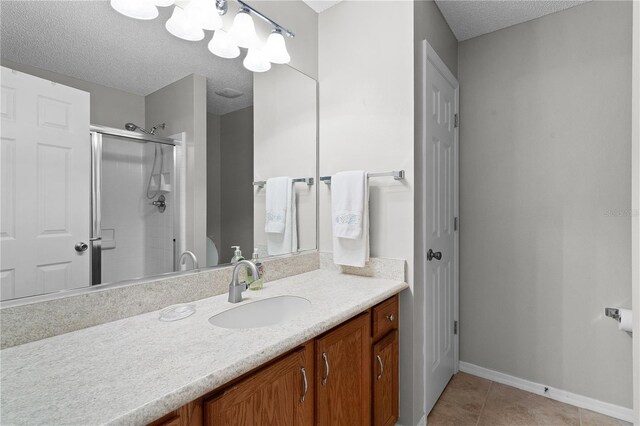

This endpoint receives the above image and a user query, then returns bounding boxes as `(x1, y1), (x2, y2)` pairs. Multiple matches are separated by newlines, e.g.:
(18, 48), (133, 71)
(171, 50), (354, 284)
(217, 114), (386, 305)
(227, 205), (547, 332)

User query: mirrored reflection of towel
(265, 177), (290, 234)
(332, 171), (369, 267)
(267, 178), (298, 255)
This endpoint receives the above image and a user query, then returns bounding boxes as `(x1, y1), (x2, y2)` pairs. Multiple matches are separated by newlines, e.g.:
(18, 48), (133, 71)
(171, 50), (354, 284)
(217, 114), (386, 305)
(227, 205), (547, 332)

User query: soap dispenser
(248, 248), (265, 291)
(231, 246), (244, 264)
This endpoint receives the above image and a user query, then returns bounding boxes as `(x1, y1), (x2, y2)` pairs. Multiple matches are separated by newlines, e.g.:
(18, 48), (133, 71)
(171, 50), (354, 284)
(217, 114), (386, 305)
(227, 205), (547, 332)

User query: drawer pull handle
(300, 367), (308, 402)
(376, 355), (384, 380)
(386, 314), (395, 322)
(322, 352), (330, 385)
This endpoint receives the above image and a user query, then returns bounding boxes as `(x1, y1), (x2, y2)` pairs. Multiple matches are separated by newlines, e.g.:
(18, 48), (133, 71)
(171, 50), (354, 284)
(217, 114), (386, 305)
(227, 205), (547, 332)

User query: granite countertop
(0, 269), (408, 426)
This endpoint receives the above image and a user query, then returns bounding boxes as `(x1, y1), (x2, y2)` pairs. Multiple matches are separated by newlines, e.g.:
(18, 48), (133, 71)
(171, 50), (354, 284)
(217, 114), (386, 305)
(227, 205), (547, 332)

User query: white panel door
(0, 66), (90, 300)
(422, 42), (459, 414)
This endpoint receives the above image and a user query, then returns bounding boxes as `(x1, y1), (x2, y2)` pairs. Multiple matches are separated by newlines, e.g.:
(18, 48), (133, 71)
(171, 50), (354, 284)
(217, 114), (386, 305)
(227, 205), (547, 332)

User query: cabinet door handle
(376, 355), (384, 380)
(386, 314), (395, 322)
(322, 352), (330, 385)
(300, 367), (308, 402)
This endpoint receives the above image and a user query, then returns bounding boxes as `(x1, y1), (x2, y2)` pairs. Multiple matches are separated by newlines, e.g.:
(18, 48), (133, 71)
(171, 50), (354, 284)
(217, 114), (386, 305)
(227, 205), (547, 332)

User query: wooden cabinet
(315, 312), (371, 426)
(372, 330), (399, 426)
(148, 295), (400, 426)
(372, 295), (398, 342)
(149, 400), (203, 426)
(204, 347), (312, 426)
(371, 295), (399, 426)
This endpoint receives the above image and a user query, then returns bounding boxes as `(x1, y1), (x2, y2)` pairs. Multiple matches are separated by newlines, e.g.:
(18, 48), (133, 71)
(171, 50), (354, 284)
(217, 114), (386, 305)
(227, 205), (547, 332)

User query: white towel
(265, 177), (290, 234)
(267, 179), (298, 255)
(331, 171), (366, 239)
(332, 171), (370, 267)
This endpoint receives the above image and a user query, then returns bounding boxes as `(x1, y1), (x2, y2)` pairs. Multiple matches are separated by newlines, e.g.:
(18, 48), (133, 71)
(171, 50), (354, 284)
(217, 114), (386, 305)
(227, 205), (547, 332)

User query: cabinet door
(316, 312), (371, 426)
(205, 349), (310, 426)
(373, 330), (399, 426)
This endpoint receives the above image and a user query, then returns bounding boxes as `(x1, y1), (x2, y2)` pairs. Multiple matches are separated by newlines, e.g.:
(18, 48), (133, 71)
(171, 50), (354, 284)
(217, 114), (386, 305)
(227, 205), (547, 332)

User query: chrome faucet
(228, 260), (260, 303)
(178, 251), (198, 270)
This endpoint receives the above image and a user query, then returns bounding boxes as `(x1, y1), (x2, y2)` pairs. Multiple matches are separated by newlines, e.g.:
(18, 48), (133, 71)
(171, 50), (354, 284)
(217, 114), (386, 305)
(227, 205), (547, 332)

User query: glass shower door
(91, 130), (176, 285)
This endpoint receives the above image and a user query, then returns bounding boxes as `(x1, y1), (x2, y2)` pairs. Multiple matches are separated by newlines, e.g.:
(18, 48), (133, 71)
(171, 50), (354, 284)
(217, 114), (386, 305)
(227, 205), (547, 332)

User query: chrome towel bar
(253, 177), (314, 188)
(319, 170), (405, 184)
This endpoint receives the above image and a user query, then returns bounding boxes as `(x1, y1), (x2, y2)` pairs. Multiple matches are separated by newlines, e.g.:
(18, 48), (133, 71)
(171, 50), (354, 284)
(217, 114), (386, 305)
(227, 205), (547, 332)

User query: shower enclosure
(89, 125), (179, 286)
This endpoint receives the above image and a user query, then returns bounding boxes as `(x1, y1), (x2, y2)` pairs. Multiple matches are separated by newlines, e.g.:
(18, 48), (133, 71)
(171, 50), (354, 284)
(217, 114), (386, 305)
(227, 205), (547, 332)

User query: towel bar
(319, 170), (405, 184)
(253, 177), (314, 188)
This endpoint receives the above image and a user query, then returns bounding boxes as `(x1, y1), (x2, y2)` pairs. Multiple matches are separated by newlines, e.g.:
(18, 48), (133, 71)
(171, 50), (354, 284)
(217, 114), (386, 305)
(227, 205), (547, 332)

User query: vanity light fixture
(110, 0), (294, 72)
(243, 48), (271, 73)
(154, 0), (176, 6)
(264, 29), (291, 64)
(228, 6), (259, 48)
(208, 29), (240, 59)
(165, 6), (205, 41)
(110, 0), (159, 20)
(184, 0), (223, 31)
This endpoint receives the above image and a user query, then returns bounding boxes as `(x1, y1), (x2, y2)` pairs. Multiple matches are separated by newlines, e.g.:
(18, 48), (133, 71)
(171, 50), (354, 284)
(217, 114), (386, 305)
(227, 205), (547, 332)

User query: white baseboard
(459, 361), (633, 423)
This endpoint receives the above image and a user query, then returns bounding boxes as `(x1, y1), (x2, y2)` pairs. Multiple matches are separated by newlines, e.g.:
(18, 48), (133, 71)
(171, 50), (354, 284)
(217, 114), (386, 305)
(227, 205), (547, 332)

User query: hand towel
(267, 179), (298, 255)
(332, 171), (370, 267)
(331, 171), (365, 239)
(265, 177), (290, 234)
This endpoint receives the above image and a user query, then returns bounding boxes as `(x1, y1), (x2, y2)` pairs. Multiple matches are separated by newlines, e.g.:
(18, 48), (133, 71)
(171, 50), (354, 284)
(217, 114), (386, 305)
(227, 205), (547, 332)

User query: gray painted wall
(458, 1), (633, 408)
(414, 0), (458, 77)
(1, 59), (145, 128)
(146, 74), (208, 265)
(207, 113), (222, 259)
(219, 106), (254, 264)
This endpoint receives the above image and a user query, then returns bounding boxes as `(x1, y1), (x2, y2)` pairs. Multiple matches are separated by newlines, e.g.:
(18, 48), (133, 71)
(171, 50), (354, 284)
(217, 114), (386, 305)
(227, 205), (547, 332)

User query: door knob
(427, 249), (442, 261)
(75, 242), (88, 252)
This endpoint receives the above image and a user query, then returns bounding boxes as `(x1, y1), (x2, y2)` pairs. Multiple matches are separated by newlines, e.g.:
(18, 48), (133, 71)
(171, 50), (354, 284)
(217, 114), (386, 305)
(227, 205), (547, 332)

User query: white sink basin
(208, 295), (311, 329)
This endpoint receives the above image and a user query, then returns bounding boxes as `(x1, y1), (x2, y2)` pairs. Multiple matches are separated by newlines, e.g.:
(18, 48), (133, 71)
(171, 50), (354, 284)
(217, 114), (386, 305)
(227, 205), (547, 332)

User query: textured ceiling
(0, 1), (253, 115)
(434, 0), (590, 41)
(301, 0), (342, 13)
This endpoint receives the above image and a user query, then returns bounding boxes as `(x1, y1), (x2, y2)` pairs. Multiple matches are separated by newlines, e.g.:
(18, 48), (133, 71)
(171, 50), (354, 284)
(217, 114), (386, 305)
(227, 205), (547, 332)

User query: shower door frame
(89, 125), (178, 286)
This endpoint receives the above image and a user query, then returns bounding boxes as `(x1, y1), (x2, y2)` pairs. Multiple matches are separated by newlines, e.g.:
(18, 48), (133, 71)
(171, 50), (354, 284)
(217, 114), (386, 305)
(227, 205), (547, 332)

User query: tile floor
(427, 372), (631, 426)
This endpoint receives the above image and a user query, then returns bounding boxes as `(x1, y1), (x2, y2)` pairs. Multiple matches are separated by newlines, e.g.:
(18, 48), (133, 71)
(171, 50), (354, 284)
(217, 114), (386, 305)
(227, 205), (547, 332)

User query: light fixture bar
(235, 0), (295, 38)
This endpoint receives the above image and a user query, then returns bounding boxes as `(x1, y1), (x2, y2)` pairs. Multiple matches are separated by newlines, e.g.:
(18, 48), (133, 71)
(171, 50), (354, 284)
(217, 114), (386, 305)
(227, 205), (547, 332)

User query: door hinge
(454, 320), (458, 335)
(454, 114), (459, 128)
(454, 217), (458, 231)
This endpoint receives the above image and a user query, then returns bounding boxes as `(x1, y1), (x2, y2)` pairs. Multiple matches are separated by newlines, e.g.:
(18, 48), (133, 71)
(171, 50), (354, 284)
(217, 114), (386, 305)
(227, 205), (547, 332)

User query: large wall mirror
(0, 1), (317, 302)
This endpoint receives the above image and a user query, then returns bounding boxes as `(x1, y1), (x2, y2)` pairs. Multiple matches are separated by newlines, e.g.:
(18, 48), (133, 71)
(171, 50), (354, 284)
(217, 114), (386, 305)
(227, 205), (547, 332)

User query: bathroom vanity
(150, 295), (399, 426)
(0, 264), (407, 426)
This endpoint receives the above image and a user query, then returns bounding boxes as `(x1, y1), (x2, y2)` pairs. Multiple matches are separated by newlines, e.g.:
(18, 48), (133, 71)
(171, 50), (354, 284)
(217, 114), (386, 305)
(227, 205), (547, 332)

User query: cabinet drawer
(372, 295), (398, 341)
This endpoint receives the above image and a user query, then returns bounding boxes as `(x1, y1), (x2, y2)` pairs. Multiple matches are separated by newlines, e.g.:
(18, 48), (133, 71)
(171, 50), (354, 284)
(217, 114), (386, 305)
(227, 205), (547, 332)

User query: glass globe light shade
(185, 0), (223, 31)
(243, 48), (271, 73)
(165, 6), (205, 41)
(111, 0), (158, 20)
(208, 30), (240, 59)
(229, 8), (259, 49)
(264, 30), (291, 64)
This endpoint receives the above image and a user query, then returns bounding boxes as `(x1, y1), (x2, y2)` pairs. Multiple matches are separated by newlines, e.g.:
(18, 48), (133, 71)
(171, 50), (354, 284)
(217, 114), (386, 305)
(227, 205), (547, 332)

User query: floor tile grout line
(578, 407), (582, 426)
(475, 380), (493, 426)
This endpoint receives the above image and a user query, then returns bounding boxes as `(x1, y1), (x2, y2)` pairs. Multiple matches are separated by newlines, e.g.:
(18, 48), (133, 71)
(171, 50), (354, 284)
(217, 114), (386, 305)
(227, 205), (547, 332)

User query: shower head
(124, 122), (164, 135)
(125, 122), (146, 133)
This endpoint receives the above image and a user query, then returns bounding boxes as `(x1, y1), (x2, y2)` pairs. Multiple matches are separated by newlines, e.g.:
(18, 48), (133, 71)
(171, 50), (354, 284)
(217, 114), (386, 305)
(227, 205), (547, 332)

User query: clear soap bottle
(248, 248), (265, 291)
(230, 246), (244, 264)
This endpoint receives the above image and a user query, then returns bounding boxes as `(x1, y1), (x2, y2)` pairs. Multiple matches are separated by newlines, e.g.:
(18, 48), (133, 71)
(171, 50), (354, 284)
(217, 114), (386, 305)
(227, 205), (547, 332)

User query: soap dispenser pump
(231, 246), (244, 264)
(248, 248), (264, 291)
